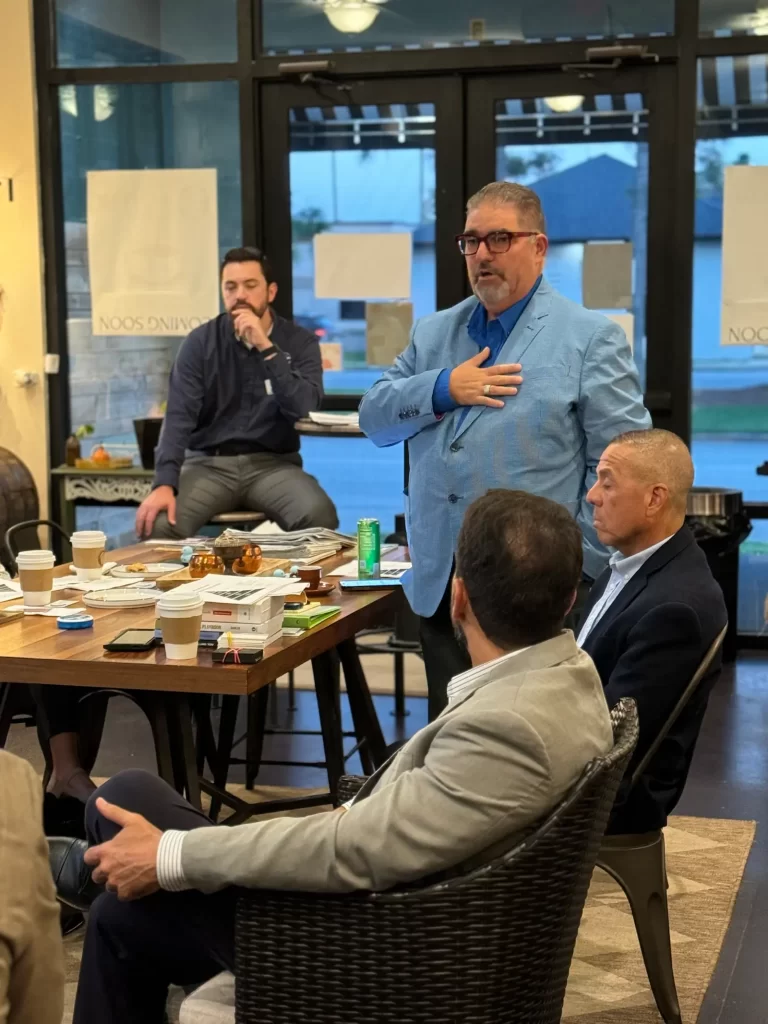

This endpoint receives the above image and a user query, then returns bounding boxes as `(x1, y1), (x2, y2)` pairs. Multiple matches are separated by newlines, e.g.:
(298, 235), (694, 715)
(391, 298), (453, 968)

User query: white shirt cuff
(156, 830), (192, 892)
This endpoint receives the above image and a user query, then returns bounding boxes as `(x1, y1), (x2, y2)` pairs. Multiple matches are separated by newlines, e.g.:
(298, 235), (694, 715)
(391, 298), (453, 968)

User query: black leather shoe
(48, 837), (104, 912)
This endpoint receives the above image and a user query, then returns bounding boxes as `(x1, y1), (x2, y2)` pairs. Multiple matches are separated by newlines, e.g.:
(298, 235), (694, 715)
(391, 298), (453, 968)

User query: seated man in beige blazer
(52, 489), (613, 1024)
(0, 751), (65, 1024)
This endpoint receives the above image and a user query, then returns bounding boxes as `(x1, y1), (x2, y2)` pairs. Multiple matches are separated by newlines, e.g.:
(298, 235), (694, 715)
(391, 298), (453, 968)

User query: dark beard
(231, 300), (267, 319)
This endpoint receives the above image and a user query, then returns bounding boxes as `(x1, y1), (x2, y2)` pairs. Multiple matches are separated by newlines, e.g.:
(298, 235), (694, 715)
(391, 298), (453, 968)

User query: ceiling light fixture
(323, 0), (380, 34)
(543, 95), (585, 113)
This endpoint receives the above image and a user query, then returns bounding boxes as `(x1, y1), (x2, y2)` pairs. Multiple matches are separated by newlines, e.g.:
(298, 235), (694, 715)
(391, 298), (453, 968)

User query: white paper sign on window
(605, 313), (634, 353)
(87, 169), (219, 337)
(721, 165), (768, 346)
(314, 233), (412, 300)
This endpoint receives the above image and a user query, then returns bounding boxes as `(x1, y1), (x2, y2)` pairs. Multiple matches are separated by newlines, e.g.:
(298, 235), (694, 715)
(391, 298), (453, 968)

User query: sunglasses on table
(455, 230), (538, 256)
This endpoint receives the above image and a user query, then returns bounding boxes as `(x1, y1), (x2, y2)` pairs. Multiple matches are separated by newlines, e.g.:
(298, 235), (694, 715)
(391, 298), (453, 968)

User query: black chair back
(629, 622), (727, 788)
(235, 699), (639, 1024)
(5, 519), (71, 574)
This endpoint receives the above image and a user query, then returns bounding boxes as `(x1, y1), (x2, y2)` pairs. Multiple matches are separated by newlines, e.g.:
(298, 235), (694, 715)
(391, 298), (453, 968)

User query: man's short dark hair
(220, 246), (274, 286)
(455, 490), (582, 649)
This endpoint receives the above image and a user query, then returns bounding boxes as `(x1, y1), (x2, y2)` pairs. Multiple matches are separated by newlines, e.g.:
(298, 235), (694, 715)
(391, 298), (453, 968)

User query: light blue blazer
(358, 279), (651, 618)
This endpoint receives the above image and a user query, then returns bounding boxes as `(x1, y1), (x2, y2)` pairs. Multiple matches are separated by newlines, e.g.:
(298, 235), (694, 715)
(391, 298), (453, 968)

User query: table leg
(209, 695), (239, 822)
(336, 638), (387, 773)
(245, 686), (269, 791)
(177, 696), (202, 810)
(137, 692), (176, 789)
(312, 650), (345, 803)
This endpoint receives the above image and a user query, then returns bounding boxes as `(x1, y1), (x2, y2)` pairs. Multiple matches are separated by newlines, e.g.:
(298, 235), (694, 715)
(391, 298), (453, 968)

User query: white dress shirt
(156, 644), (530, 892)
(576, 535), (673, 647)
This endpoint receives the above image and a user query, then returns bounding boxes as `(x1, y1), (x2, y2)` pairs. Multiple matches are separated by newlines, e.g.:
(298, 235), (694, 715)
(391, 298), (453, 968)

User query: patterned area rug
(61, 800), (754, 1024)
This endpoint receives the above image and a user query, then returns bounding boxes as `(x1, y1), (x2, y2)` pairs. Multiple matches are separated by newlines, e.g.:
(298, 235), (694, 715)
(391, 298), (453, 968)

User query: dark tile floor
(6, 653), (768, 1021)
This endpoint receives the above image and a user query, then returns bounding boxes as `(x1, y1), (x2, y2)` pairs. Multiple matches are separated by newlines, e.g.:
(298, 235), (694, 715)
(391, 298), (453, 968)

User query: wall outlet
(13, 370), (39, 388)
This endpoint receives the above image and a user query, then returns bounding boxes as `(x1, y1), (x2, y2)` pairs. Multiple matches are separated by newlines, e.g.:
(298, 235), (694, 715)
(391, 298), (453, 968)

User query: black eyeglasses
(455, 230), (538, 256)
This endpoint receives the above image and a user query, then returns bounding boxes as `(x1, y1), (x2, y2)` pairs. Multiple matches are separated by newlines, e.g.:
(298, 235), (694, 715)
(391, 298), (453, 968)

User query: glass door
(466, 66), (679, 427)
(260, 77), (464, 533)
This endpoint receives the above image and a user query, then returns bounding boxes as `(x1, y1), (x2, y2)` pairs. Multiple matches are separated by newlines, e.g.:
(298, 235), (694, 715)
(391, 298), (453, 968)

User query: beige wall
(0, 0), (49, 516)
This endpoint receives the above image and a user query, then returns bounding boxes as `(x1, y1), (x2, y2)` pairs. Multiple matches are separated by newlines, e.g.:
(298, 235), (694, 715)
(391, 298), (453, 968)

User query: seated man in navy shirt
(136, 246), (338, 539)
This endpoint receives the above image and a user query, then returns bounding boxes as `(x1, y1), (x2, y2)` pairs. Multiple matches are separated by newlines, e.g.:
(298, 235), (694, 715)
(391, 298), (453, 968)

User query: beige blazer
(0, 751), (64, 1024)
(182, 631), (613, 894)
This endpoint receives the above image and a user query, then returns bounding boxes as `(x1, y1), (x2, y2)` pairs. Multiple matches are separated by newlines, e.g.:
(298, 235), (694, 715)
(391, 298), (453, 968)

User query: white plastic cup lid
(71, 530), (107, 545)
(16, 549), (56, 567)
(156, 592), (205, 614)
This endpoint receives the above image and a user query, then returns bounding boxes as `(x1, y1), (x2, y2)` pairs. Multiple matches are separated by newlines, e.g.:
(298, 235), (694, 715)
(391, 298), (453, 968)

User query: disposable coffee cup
(17, 549), (56, 607)
(156, 591), (205, 660)
(71, 530), (107, 581)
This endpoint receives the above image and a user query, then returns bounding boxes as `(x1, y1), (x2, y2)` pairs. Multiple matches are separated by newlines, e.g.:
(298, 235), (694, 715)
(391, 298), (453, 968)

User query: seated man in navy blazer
(578, 428), (727, 834)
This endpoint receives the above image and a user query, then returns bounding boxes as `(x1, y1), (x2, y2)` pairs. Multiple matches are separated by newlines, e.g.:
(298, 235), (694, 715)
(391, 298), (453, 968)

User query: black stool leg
(287, 670), (296, 711)
(392, 651), (408, 719)
(597, 832), (682, 1024)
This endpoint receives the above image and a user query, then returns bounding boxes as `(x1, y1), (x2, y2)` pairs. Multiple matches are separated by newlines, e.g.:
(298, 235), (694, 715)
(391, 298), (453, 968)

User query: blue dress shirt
(432, 275), (542, 418)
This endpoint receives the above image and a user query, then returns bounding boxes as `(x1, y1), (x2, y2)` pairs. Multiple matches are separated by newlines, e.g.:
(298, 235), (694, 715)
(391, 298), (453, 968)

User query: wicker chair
(232, 698), (639, 1024)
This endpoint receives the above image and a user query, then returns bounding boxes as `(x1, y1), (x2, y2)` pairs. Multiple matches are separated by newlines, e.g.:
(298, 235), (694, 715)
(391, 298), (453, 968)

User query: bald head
(588, 429), (693, 556)
(609, 429), (694, 513)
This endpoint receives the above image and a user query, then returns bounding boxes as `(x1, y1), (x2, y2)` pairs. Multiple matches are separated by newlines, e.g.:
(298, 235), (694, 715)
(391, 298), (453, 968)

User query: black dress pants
(419, 574), (471, 722)
(73, 770), (238, 1024)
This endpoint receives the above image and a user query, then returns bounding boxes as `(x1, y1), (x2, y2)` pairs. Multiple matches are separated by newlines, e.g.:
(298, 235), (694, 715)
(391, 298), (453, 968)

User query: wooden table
(0, 543), (401, 820)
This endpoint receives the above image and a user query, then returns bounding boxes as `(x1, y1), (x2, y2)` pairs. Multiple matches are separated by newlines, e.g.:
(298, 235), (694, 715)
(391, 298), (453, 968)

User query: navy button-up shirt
(153, 312), (324, 491)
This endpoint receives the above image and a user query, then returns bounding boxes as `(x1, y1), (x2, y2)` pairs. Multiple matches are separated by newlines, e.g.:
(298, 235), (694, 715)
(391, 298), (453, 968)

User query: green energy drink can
(357, 518), (381, 579)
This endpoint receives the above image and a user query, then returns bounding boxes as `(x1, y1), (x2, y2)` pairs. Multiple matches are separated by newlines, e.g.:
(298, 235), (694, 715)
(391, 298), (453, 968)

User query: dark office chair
(596, 622), (728, 1024)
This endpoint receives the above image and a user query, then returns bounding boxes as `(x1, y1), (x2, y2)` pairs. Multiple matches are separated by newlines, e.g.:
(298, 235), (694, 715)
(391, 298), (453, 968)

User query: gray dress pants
(151, 452), (338, 540)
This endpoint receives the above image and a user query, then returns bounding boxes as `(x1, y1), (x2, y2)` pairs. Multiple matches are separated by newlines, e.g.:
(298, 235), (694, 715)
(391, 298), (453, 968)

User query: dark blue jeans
(73, 770), (237, 1024)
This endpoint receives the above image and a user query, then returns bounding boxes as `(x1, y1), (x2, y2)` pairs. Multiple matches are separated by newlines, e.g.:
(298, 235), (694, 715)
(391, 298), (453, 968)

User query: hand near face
(84, 798), (162, 901)
(232, 307), (272, 351)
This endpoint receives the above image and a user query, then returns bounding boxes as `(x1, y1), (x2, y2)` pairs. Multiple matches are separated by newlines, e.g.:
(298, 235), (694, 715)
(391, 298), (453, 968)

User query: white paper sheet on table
(328, 560), (412, 578)
(64, 577), (146, 593)
(5, 601), (84, 617)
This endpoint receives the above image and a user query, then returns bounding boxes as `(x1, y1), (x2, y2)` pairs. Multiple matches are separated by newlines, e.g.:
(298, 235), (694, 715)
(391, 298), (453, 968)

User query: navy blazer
(579, 526), (727, 834)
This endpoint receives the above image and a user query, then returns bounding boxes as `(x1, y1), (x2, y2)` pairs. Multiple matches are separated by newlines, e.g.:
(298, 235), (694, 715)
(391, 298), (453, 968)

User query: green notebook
(282, 605), (341, 630)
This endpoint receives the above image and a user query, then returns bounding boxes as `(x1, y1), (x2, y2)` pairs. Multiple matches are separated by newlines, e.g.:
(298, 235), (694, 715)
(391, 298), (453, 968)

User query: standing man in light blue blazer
(359, 181), (651, 719)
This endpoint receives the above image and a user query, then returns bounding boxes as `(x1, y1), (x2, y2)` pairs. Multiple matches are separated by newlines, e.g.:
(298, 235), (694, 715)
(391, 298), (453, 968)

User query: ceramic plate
(84, 588), (159, 609)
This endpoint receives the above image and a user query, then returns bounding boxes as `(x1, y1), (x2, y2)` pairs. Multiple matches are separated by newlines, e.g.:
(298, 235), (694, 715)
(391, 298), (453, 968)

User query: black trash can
(133, 418), (163, 471)
(686, 487), (751, 663)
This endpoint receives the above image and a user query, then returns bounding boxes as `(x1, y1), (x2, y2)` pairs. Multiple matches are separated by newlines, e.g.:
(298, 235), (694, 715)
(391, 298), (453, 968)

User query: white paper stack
(308, 411), (360, 429)
(216, 617), (284, 648)
(217, 526), (356, 562)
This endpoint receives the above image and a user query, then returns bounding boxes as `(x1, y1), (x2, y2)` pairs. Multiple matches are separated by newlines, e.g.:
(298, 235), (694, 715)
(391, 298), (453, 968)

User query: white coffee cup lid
(16, 549), (56, 566)
(156, 591), (205, 613)
(71, 530), (106, 544)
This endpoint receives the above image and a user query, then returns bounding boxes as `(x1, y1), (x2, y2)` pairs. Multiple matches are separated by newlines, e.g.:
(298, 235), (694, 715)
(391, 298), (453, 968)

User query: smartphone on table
(340, 578), (403, 591)
(103, 629), (159, 652)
